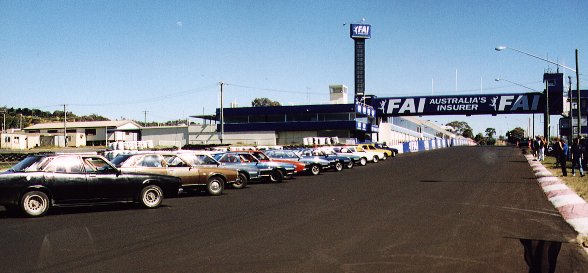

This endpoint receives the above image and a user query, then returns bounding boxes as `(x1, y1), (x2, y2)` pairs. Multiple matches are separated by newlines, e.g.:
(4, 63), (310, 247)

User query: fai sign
(375, 93), (545, 117)
(350, 24), (371, 39)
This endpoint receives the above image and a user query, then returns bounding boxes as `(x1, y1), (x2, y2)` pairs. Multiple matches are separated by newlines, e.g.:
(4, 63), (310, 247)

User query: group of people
(545, 136), (585, 177)
(530, 136), (547, 162)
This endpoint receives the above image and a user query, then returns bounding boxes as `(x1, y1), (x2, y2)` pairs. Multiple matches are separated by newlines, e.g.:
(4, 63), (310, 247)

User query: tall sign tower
(350, 23), (371, 102)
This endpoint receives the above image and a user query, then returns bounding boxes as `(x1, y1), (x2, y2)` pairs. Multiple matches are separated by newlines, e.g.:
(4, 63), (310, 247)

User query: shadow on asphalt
(512, 237), (564, 273)
(0, 203), (175, 218)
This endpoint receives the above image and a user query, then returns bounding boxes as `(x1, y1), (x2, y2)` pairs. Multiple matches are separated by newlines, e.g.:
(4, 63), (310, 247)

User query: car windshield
(252, 152), (270, 160)
(240, 154), (259, 162)
(283, 151), (299, 158)
(110, 154), (134, 167)
(183, 154), (218, 165)
(10, 156), (46, 172)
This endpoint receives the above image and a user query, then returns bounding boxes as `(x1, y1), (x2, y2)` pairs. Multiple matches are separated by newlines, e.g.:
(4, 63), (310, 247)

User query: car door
(164, 155), (201, 186)
(84, 156), (133, 201)
(42, 156), (89, 204)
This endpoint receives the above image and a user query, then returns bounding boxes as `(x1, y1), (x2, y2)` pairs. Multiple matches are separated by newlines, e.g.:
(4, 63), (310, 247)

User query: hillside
(0, 107), (110, 130)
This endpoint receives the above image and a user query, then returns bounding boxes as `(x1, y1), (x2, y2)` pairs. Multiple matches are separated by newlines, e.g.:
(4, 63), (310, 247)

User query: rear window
(10, 156), (45, 172)
(110, 154), (133, 167)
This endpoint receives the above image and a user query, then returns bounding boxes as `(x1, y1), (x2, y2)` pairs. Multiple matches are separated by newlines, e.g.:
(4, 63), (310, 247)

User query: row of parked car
(0, 144), (397, 217)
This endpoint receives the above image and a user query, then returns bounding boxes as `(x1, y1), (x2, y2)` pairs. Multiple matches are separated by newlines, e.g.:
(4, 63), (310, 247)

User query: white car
(333, 146), (385, 163)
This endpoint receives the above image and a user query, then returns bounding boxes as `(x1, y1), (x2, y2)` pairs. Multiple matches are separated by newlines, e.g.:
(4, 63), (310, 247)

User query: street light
(494, 78), (540, 92)
(495, 46), (581, 139)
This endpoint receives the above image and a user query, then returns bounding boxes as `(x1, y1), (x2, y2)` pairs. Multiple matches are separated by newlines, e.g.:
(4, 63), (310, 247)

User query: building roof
(24, 120), (141, 130)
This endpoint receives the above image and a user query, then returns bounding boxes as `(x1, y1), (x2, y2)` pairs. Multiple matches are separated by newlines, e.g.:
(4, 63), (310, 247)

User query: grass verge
(538, 155), (588, 200)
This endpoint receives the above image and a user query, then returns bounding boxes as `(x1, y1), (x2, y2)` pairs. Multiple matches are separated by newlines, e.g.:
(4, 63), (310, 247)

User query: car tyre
(20, 191), (50, 217)
(309, 164), (321, 175)
(232, 173), (248, 189)
(207, 177), (225, 196)
(373, 156), (379, 163)
(334, 162), (343, 172)
(269, 169), (284, 183)
(359, 157), (367, 166)
(140, 185), (164, 208)
(346, 161), (354, 169)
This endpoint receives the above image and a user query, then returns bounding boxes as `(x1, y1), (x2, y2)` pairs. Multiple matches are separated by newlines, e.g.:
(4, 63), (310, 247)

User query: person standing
(539, 136), (546, 161)
(559, 139), (568, 176)
(553, 138), (561, 168)
(571, 138), (585, 177)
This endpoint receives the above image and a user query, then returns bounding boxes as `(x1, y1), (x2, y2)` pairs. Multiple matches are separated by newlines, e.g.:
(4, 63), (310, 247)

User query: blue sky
(1, 0), (587, 136)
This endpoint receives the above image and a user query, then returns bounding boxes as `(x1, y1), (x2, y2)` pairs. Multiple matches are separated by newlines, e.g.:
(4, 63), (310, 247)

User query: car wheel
(140, 185), (164, 208)
(232, 173), (248, 189)
(392, 151), (397, 157)
(269, 169), (284, 183)
(207, 177), (225, 196)
(382, 154), (387, 160)
(20, 191), (50, 217)
(373, 156), (379, 163)
(334, 162), (343, 172)
(346, 161), (354, 169)
(360, 158), (367, 166)
(309, 164), (321, 175)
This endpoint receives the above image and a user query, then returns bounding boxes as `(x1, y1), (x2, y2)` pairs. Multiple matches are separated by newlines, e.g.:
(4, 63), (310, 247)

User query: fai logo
(490, 97), (498, 111)
(494, 95), (540, 112)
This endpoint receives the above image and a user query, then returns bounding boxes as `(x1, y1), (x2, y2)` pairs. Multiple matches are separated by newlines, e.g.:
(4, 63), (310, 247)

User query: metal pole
(219, 82), (224, 144)
(569, 76), (573, 141)
(544, 82), (549, 142)
(532, 114), (535, 137)
(576, 49), (581, 138)
(63, 104), (67, 147)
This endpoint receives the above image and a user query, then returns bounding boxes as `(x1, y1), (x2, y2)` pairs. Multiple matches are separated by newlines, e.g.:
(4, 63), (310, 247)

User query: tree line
(0, 106), (109, 130)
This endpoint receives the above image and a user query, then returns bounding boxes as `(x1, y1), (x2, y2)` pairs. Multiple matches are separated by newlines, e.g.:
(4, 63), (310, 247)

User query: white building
(23, 120), (141, 147)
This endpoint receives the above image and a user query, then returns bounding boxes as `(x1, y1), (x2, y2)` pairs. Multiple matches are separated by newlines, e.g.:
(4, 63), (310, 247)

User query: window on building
(48, 130), (58, 133)
(28, 130), (39, 133)
(286, 113), (318, 122)
(85, 129), (96, 135)
(266, 114), (285, 122)
(249, 115), (266, 123)
(225, 115), (248, 123)
(318, 113), (351, 121)
(66, 129), (76, 133)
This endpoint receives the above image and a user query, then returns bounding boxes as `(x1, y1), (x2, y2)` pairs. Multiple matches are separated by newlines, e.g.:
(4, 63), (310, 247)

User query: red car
(249, 150), (306, 173)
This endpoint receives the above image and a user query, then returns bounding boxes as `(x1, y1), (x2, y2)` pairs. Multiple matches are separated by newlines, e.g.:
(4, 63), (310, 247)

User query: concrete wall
(277, 131), (317, 145)
(222, 131), (277, 146)
(142, 126), (189, 147)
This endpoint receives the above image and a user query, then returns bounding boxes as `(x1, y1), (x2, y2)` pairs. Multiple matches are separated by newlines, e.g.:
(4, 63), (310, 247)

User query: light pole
(495, 46), (581, 139)
(219, 82), (224, 144)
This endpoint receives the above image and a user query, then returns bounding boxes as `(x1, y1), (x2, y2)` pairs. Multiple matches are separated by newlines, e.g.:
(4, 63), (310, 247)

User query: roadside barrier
(400, 138), (476, 153)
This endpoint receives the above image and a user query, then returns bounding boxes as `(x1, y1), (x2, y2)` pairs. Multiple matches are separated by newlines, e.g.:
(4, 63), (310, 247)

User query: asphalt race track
(1, 146), (588, 272)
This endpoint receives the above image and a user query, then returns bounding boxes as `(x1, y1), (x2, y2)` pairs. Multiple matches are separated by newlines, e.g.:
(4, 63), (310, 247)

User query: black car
(0, 154), (181, 217)
(374, 143), (399, 157)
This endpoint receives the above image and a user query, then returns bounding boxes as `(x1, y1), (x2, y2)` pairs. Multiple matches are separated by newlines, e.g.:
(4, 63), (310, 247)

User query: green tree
(485, 128), (496, 138)
(251, 98), (281, 107)
(506, 127), (525, 144)
(463, 128), (473, 138)
(446, 121), (473, 136)
(474, 133), (485, 144)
